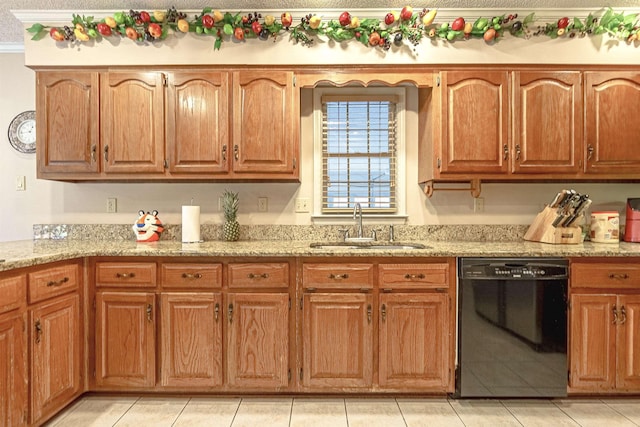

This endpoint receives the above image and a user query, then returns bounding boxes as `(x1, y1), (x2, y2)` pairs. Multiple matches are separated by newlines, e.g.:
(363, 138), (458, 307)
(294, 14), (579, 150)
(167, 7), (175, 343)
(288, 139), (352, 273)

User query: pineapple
(222, 190), (240, 241)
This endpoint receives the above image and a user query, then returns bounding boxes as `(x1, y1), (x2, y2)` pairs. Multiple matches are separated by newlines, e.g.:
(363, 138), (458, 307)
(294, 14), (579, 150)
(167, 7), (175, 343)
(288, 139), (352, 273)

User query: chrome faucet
(353, 202), (364, 238)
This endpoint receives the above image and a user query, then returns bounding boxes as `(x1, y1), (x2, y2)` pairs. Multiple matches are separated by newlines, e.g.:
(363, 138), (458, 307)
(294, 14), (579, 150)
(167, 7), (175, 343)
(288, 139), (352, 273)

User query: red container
(624, 198), (640, 242)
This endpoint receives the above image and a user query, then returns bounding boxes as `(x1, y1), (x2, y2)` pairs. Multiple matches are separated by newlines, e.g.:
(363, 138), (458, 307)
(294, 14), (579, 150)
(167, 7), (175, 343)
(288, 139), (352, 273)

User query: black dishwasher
(456, 258), (568, 398)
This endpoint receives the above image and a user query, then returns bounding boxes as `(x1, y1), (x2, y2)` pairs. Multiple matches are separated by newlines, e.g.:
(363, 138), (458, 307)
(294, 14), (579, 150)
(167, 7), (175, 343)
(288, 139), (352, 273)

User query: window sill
(310, 214), (408, 225)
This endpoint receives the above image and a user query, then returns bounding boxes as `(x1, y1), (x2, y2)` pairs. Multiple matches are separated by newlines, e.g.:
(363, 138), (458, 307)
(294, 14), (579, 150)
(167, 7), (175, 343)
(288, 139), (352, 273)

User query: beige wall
(0, 52), (636, 242)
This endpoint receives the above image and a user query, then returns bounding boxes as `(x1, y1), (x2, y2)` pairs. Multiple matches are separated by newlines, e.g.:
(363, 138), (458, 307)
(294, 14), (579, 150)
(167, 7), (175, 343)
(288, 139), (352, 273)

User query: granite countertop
(1, 238), (640, 272)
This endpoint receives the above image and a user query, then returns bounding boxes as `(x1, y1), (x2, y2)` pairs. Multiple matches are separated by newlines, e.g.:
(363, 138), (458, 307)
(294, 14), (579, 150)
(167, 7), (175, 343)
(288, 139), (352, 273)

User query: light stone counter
(1, 238), (640, 273)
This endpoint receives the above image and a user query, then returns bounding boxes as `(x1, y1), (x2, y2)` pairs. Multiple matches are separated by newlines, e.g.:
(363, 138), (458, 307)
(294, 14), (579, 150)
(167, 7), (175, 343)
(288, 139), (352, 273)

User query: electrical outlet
(258, 197), (268, 212)
(295, 198), (310, 213)
(15, 176), (26, 191)
(107, 198), (117, 213)
(473, 197), (485, 213)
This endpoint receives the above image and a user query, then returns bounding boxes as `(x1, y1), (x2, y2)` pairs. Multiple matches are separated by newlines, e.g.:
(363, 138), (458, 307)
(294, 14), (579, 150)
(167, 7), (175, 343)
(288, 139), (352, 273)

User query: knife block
(524, 206), (583, 244)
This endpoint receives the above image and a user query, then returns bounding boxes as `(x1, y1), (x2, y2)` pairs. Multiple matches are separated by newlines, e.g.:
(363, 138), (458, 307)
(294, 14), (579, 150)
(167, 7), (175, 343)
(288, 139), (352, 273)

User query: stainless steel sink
(309, 242), (428, 250)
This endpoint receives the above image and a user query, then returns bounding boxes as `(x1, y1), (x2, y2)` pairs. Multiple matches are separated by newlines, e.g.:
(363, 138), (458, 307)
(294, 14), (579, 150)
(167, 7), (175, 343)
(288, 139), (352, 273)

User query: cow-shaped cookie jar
(132, 210), (165, 242)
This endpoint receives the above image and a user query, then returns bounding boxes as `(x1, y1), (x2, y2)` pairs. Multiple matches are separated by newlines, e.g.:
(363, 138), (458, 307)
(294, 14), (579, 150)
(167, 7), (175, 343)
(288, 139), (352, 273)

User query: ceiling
(2, 0), (637, 44)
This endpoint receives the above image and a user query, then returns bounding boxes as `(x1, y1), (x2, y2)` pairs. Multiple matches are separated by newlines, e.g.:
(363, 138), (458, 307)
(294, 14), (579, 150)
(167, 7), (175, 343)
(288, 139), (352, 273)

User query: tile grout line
(599, 398), (640, 427)
(170, 396), (191, 427)
(229, 397), (242, 427)
(550, 399), (586, 427)
(498, 400), (526, 427)
(288, 397), (294, 427)
(344, 398), (350, 427)
(393, 397), (409, 427)
(446, 397), (469, 427)
(112, 396), (142, 427)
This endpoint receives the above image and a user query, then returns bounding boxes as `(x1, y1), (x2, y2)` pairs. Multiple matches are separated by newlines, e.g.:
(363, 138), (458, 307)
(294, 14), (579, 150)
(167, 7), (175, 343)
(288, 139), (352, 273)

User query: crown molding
(11, 7), (637, 24)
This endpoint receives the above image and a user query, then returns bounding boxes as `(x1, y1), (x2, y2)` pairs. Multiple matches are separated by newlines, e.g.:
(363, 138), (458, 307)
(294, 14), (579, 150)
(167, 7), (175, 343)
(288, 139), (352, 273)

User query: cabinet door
(226, 293), (289, 389)
(101, 71), (165, 174)
(36, 71), (100, 175)
(95, 292), (155, 388)
(379, 293), (450, 390)
(0, 313), (27, 427)
(302, 293), (373, 389)
(585, 72), (640, 174)
(166, 72), (230, 175)
(617, 294), (640, 390)
(569, 293), (616, 391)
(438, 71), (509, 175)
(160, 292), (223, 388)
(512, 71), (582, 174)
(232, 71), (298, 177)
(30, 294), (80, 423)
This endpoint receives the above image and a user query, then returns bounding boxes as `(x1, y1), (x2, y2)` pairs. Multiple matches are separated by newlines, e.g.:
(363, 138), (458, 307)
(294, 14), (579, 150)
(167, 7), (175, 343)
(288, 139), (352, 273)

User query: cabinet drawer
(161, 263), (222, 289)
(572, 263), (640, 289)
(0, 274), (26, 314)
(96, 262), (156, 288)
(228, 262), (289, 289)
(379, 263), (450, 290)
(302, 263), (374, 290)
(28, 262), (80, 303)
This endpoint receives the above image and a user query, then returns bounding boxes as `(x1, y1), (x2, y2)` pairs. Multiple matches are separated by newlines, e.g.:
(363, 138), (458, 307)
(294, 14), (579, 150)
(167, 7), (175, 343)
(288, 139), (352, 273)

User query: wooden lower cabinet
(226, 292), (289, 389)
(0, 312), (27, 426)
(95, 291), (155, 388)
(160, 292), (223, 388)
(301, 293), (373, 389)
(379, 293), (450, 390)
(570, 293), (640, 392)
(30, 293), (81, 424)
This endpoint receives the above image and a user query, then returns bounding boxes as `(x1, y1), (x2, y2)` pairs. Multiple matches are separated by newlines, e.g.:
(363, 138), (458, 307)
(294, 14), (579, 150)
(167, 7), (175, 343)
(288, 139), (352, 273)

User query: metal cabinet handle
(620, 306), (627, 325)
(146, 304), (153, 322)
(234, 144), (239, 161)
(404, 273), (425, 280)
(91, 144), (97, 163)
(35, 320), (42, 344)
(115, 272), (136, 279)
(228, 303), (234, 323)
(214, 303), (219, 321)
(609, 273), (629, 280)
(515, 144), (521, 160)
(328, 273), (349, 280)
(222, 144), (227, 161)
(47, 276), (69, 287)
(104, 144), (109, 162)
(381, 304), (386, 322)
(587, 144), (594, 161)
(503, 144), (508, 160)
(248, 273), (269, 279)
(367, 304), (372, 323)
(182, 273), (203, 279)
(613, 305), (619, 324)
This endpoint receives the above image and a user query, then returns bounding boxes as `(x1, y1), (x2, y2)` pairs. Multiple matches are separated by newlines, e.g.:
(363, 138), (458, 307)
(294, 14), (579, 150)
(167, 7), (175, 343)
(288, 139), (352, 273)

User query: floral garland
(26, 6), (640, 51)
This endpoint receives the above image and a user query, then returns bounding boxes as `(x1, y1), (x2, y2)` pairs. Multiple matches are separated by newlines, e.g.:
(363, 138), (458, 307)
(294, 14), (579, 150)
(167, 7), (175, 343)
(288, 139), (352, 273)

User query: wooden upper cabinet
(231, 71), (299, 178)
(166, 72), (230, 174)
(36, 71), (99, 176)
(101, 71), (165, 174)
(585, 72), (640, 174)
(512, 71), (583, 174)
(438, 70), (509, 175)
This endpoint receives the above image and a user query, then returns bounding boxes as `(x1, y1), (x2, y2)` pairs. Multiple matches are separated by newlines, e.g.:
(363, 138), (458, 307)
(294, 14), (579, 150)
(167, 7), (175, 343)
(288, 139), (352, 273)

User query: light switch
(16, 176), (26, 191)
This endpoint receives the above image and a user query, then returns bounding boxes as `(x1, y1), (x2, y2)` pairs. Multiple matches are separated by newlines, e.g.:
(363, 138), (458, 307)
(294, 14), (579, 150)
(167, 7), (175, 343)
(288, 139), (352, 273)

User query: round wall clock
(8, 110), (36, 154)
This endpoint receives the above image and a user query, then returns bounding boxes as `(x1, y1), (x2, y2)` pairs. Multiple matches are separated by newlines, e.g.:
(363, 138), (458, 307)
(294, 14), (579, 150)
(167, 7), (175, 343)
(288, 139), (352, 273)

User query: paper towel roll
(182, 205), (201, 243)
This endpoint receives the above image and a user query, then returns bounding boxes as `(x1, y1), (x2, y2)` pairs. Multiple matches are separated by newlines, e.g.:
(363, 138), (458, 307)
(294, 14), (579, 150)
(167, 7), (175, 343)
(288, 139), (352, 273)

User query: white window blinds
(321, 95), (398, 214)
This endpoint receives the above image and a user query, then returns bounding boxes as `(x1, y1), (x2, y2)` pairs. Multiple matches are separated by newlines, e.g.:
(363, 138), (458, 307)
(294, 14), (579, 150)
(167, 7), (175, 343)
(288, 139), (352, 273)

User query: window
(314, 88), (406, 217)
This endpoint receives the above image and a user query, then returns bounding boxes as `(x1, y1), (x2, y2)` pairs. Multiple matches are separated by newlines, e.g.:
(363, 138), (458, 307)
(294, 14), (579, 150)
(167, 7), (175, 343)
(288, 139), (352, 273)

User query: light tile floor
(45, 396), (640, 427)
